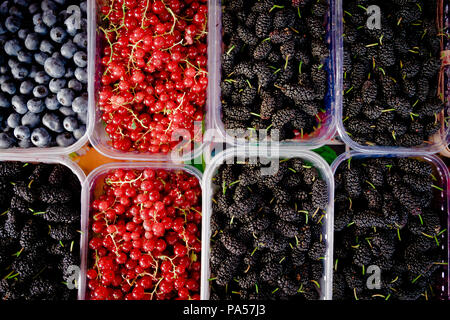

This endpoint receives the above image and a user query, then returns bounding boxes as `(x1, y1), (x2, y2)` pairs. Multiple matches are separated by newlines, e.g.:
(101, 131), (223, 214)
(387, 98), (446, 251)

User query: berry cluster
(86, 168), (202, 300)
(0, 161), (81, 300)
(209, 158), (328, 300)
(221, 0), (330, 141)
(333, 157), (447, 300)
(98, 0), (207, 154)
(343, 0), (445, 147)
(0, 0), (88, 149)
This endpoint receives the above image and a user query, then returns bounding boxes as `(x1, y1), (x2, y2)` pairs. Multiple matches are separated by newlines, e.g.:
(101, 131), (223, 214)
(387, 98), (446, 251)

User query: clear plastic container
(0, 154), (86, 300)
(335, 0), (450, 155)
(200, 147), (335, 300)
(87, 0), (205, 162)
(331, 151), (450, 300)
(78, 162), (203, 300)
(205, 0), (338, 149)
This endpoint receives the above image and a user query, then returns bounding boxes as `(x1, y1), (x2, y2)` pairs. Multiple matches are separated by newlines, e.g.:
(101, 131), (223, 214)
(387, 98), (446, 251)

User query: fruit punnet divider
(205, 0), (338, 149)
(78, 162), (203, 300)
(0, 154), (86, 299)
(335, 0), (450, 155)
(87, 0), (206, 162)
(331, 151), (450, 300)
(200, 147), (335, 300)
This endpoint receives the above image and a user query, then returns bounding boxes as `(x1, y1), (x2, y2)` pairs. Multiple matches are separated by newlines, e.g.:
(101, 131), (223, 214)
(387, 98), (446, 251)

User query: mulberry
(49, 224), (77, 241)
(39, 186), (72, 204)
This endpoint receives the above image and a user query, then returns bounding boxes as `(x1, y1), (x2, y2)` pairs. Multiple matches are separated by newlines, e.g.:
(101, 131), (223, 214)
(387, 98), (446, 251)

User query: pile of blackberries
(0, 161), (81, 300)
(333, 157), (447, 300)
(209, 158), (329, 300)
(220, 0), (330, 141)
(0, 0), (88, 149)
(343, 0), (445, 147)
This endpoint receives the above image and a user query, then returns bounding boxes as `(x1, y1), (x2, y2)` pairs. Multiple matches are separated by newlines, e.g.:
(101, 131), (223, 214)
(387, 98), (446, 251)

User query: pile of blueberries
(0, 0), (88, 149)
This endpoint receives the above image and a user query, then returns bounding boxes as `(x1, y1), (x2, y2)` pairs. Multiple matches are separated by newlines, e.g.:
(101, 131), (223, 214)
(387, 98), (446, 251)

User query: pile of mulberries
(209, 158), (329, 300)
(0, 161), (81, 300)
(333, 157), (447, 300)
(221, 0), (330, 141)
(343, 0), (445, 147)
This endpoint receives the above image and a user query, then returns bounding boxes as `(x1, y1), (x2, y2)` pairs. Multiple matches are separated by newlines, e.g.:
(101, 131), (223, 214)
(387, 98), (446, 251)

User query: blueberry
(33, 13), (42, 25)
(25, 33), (39, 51)
(54, 0), (67, 5)
(68, 79), (82, 92)
(73, 51), (87, 68)
(0, 133), (14, 148)
(0, 23), (7, 35)
(74, 68), (87, 84)
(60, 40), (77, 59)
(44, 57), (65, 78)
(40, 40), (55, 54)
(72, 94), (88, 113)
(80, 1), (87, 13)
(0, 1), (8, 15)
(0, 75), (10, 84)
(59, 106), (76, 116)
(31, 127), (51, 147)
(33, 85), (49, 98)
(49, 78), (66, 93)
(56, 132), (75, 147)
(34, 52), (50, 66)
(20, 80), (34, 95)
(45, 94), (60, 110)
(42, 10), (57, 27)
(63, 116), (78, 132)
(64, 16), (78, 37)
(17, 28), (30, 40)
(52, 52), (64, 60)
(7, 59), (19, 69)
(34, 23), (48, 35)
(12, 95), (28, 114)
(57, 88), (75, 107)
(21, 112), (40, 128)
(28, 3), (39, 15)
(35, 71), (50, 84)
(28, 65), (39, 79)
(14, 125), (30, 140)
(0, 92), (10, 108)
(1, 81), (16, 95)
(11, 63), (29, 79)
(50, 26), (67, 44)
(41, 0), (57, 11)
(5, 39), (22, 56)
(64, 67), (74, 79)
(7, 113), (21, 129)
(27, 98), (45, 113)
(9, 6), (23, 18)
(73, 125), (86, 140)
(73, 32), (87, 49)
(77, 111), (87, 125)
(43, 112), (63, 133)
(5, 16), (21, 33)
(17, 50), (33, 64)
(18, 138), (32, 148)
(14, 0), (29, 7)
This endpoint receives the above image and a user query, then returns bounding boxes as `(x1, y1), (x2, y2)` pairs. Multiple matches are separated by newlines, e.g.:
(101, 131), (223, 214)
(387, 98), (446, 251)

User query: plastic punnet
(201, 147), (335, 300)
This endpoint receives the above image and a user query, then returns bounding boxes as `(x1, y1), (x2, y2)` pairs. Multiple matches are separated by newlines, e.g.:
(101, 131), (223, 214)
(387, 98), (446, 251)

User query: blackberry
(311, 180), (327, 210)
(28, 280), (58, 300)
(255, 13), (272, 38)
(49, 224), (77, 241)
(308, 241), (326, 261)
(253, 41), (272, 61)
(0, 161), (24, 178)
(220, 230), (247, 256)
(43, 204), (79, 224)
(13, 182), (39, 203)
(39, 186), (72, 204)
(361, 80), (377, 104)
(354, 210), (387, 228)
(269, 29), (293, 44)
(277, 276), (298, 296)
